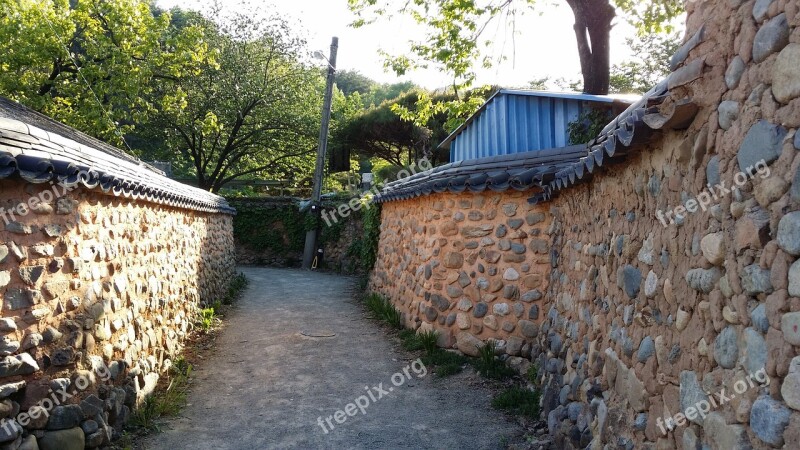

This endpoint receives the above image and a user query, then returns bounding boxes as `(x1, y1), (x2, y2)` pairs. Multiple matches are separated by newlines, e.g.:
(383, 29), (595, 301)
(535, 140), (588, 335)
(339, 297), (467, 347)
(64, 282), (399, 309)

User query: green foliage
(142, 4), (323, 192)
(609, 32), (680, 94)
(473, 341), (516, 380)
(399, 329), (439, 354)
(360, 203), (382, 272)
(171, 356), (192, 378)
(130, 357), (193, 432)
(334, 91), (431, 166)
(492, 387), (540, 418)
(526, 363), (540, 386)
(130, 395), (161, 432)
(396, 325), (464, 377)
(334, 69), (416, 108)
(222, 272), (248, 305)
(399, 329), (422, 351)
(349, 0), (683, 124)
(391, 86), (493, 133)
(345, 203), (382, 273)
(613, 0), (684, 35)
(567, 107), (613, 145)
(0, 0), (213, 145)
(232, 201), (363, 267)
(232, 205), (309, 255)
(417, 330), (439, 355)
(421, 349), (468, 377)
(197, 307), (216, 331)
(364, 293), (403, 329)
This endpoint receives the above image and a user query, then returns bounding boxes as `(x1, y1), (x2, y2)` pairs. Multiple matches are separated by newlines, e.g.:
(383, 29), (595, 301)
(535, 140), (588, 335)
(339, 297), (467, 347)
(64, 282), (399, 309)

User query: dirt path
(143, 267), (523, 450)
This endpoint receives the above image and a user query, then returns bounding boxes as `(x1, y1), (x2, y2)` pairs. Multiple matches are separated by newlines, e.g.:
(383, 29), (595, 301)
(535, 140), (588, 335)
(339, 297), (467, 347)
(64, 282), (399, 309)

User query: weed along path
(144, 267), (524, 449)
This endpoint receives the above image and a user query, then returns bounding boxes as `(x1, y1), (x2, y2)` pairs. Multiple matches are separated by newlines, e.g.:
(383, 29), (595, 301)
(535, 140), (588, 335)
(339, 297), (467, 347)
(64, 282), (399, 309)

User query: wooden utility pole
(302, 36), (338, 270)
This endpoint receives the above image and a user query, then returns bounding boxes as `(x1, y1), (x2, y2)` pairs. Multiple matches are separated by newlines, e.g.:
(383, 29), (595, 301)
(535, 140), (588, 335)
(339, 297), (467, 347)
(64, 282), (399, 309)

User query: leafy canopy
(349, 0), (684, 127)
(140, 5), (325, 192)
(0, 0), (212, 145)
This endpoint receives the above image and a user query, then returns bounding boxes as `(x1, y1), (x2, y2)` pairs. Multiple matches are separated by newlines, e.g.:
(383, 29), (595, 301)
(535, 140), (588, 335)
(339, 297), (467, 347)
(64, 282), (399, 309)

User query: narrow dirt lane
(145, 267), (522, 449)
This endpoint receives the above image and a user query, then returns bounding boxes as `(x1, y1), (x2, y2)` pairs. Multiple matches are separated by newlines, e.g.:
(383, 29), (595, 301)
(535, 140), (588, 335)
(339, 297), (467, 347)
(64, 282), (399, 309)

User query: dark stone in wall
(737, 120), (787, 170)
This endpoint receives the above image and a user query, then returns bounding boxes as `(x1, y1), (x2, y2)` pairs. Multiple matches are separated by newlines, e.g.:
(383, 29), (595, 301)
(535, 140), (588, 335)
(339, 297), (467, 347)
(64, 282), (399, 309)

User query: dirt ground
(141, 267), (528, 450)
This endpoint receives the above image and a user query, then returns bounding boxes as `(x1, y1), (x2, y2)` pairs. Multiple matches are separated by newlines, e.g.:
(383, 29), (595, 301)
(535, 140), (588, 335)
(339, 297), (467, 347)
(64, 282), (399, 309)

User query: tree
(348, 0), (683, 104)
(527, 31), (678, 95)
(333, 70), (417, 108)
(333, 92), (431, 167)
(334, 70), (375, 97)
(0, 0), (211, 145)
(140, 6), (323, 192)
(609, 32), (680, 94)
(333, 90), (456, 167)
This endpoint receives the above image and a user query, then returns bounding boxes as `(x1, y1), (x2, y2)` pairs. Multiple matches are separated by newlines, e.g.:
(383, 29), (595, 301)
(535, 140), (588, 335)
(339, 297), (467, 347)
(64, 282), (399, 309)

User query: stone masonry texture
(0, 179), (234, 448)
(370, 0), (800, 447)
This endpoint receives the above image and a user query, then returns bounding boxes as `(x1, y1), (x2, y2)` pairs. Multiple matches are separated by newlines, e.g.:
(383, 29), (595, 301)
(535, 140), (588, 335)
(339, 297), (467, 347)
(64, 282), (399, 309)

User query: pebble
(750, 395), (791, 446)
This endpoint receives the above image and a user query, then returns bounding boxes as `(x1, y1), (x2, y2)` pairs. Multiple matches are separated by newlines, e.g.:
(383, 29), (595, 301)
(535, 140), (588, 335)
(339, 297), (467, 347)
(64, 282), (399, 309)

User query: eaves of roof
(528, 79), (701, 205)
(373, 144), (587, 203)
(0, 98), (235, 215)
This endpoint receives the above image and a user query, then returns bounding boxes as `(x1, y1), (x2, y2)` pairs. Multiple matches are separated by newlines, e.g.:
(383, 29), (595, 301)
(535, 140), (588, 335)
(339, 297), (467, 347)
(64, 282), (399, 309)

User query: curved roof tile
(0, 97), (234, 215)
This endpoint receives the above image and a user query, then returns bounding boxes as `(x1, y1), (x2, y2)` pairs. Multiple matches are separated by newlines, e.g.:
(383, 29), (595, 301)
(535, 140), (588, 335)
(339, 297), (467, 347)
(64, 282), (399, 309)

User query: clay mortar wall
(370, 0), (800, 447)
(0, 178), (234, 448)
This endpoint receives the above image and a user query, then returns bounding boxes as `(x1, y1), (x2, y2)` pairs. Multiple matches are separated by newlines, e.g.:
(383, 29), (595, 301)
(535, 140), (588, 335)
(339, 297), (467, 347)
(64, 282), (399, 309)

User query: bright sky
(155, 0), (664, 90)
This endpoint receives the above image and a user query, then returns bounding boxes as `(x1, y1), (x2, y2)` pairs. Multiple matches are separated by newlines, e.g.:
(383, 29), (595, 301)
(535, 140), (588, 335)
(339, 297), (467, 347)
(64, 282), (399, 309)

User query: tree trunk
(564, 0), (615, 95)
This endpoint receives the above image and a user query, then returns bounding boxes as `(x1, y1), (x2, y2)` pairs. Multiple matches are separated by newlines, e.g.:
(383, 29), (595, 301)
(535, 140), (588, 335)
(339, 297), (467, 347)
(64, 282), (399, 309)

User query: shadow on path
(144, 267), (522, 450)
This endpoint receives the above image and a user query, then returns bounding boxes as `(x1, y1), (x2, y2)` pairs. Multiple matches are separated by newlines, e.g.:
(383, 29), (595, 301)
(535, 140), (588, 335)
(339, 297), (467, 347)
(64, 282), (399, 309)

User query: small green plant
(526, 363), (540, 385)
(492, 387), (540, 417)
(567, 107), (613, 145)
(129, 357), (193, 433)
(473, 341), (516, 380)
(171, 356), (192, 377)
(197, 307), (216, 331)
(417, 330), (439, 354)
(130, 395), (160, 431)
(156, 376), (189, 417)
(364, 293), (403, 329)
(397, 328), (461, 377)
(399, 329), (423, 351)
(421, 349), (469, 377)
(223, 272), (248, 305)
(499, 435), (510, 448)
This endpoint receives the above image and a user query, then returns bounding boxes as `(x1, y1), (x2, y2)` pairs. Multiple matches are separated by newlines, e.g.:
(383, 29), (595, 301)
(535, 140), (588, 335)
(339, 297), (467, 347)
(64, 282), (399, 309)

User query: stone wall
(0, 178), (235, 449)
(370, 0), (800, 447)
(371, 190), (552, 357)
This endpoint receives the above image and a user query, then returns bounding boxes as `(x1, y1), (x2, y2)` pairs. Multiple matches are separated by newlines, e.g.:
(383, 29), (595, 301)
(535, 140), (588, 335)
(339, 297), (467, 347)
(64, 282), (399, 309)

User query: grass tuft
(364, 293), (403, 329)
(492, 387), (540, 418)
(417, 330), (439, 354)
(526, 362), (540, 385)
(223, 272), (248, 305)
(130, 357), (193, 432)
(197, 307), (216, 331)
(421, 349), (469, 377)
(473, 341), (516, 380)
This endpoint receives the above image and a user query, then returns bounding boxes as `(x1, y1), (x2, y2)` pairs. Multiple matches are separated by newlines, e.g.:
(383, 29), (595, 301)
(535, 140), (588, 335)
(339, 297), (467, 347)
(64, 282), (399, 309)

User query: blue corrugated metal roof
(439, 89), (639, 163)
